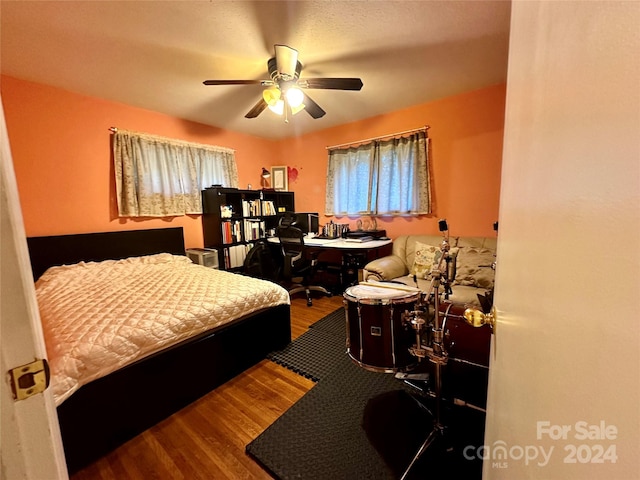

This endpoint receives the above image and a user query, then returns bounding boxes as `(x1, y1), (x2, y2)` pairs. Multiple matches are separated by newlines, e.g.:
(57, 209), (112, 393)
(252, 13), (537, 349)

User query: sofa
(362, 234), (497, 307)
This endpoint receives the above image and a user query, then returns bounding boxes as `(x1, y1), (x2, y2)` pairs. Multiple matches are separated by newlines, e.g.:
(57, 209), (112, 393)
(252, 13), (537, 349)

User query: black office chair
(243, 239), (279, 282)
(276, 223), (331, 307)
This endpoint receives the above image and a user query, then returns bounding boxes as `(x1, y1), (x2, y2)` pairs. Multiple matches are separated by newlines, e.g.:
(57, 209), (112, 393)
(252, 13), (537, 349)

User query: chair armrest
(363, 255), (408, 281)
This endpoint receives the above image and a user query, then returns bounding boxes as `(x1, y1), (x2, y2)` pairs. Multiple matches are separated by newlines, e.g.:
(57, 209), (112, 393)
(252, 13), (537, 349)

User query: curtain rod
(326, 125), (429, 150)
(108, 127), (235, 153)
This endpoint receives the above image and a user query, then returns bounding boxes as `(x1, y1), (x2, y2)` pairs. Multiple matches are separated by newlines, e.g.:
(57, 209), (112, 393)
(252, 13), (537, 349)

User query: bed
(27, 227), (291, 474)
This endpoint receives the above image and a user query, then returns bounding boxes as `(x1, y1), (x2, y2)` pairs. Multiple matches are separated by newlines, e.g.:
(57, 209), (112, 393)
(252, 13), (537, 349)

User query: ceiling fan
(203, 45), (363, 122)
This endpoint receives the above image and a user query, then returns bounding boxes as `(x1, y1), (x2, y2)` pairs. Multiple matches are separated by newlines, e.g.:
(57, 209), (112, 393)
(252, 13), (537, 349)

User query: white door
(483, 2), (639, 479)
(0, 97), (68, 478)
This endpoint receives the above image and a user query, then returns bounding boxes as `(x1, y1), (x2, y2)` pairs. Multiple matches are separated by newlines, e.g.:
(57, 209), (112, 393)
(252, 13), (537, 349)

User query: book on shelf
(242, 199), (262, 217)
(243, 219), (265, 241)
(261, 200), (276, 216)
(223, 243), (253, 269)
(221, 220), (241, 244)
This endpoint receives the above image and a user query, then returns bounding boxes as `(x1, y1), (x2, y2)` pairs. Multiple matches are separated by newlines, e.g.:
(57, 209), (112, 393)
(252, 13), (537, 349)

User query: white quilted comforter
(35, 254), (290, 405)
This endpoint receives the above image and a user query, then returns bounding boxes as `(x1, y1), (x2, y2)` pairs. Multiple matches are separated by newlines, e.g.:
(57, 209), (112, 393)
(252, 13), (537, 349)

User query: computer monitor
(294, 212), (319, 236)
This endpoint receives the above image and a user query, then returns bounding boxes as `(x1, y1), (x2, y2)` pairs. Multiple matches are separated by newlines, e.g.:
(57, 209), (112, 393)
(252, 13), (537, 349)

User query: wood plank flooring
(71, 295), (345, 480)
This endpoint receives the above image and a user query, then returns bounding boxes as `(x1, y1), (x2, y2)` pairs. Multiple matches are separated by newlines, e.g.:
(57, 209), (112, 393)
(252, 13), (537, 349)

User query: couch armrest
(363, 255), (408, 281)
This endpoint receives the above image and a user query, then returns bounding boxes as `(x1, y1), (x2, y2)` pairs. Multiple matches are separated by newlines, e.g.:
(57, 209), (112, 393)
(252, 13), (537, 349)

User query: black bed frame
(27, 227), (291, 474)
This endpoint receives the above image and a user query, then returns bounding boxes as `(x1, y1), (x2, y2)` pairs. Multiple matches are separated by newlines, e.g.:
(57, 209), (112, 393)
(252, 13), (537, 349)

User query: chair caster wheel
(307, 300), (313, 307)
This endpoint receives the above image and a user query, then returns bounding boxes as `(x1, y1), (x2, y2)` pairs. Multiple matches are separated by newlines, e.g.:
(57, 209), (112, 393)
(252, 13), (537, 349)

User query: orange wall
(279, 83), (506, 238)
(1, 75), (277, 248)
(2, 75), (505, 247)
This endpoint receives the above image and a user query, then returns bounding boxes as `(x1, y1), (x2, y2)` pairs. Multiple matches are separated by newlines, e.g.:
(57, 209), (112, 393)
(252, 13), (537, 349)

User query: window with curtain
(325, 131), (431, 216)
(113, 130), (238, 217)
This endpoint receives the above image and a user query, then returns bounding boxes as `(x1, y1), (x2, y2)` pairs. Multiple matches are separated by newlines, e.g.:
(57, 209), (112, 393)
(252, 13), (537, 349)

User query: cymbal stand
(401, 224), (452, 480)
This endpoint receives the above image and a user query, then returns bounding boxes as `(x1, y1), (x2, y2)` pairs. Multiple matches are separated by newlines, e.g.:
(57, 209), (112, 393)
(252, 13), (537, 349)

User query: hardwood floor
(71, 295), (345, 480)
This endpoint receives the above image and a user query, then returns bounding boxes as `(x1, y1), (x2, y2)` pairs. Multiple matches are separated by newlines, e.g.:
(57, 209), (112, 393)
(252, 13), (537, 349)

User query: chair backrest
(277, 225), (305, 252)
(276, 225), (306, 279)
(278, 211), (299, 228)
(243, 239), (279, 281)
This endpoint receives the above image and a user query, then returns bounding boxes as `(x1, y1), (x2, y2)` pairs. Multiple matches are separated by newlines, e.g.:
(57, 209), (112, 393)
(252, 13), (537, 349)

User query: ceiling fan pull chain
(283, 96), (290, 124)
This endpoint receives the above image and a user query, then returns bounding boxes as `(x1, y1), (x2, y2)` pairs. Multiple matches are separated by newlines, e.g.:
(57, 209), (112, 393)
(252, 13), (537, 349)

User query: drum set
(343, 220), (495, 479)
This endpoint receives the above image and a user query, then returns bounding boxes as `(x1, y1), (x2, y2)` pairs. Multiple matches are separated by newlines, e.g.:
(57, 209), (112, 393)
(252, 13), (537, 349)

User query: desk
(268, 237), (393, 292)
(267, 236), (391, 250)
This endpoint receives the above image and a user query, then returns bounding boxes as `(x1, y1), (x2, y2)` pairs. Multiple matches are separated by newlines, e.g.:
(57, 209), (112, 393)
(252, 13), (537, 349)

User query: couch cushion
(456, 236), (497, 251)
(391, 275), (483, 307)
(410, 240), (459, 281)
(393, 235), (450, 270)
(410, 241), (439, 278)
(453, 247), (495, 289)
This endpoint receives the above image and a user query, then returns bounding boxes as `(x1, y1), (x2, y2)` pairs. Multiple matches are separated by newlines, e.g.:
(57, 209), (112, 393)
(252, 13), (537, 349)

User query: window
(325, 131), (431, 216)
(113, 130), (238, 217)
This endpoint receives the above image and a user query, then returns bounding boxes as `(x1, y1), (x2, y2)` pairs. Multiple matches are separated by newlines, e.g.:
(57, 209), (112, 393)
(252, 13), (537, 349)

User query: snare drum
(437, 302), (491, 367)
(344, 284), (420, 373)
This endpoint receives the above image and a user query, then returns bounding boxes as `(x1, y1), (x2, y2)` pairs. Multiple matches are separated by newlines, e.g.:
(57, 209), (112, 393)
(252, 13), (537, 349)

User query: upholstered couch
(362, 234), (497, 307)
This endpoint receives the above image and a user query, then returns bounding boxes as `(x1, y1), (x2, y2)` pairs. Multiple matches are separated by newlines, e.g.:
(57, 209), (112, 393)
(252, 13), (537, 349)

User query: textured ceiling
(0, 1), (511, 140)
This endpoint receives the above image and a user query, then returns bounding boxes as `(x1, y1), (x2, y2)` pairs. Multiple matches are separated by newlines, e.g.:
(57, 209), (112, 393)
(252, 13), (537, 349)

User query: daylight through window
(113, 130), (238, 217)
(325, 131), (431, 216)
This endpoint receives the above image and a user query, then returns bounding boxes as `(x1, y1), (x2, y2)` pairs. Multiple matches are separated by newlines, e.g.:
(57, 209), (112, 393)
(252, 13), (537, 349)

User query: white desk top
(319, 238), (392, 249)
(267, 236), (391, 249)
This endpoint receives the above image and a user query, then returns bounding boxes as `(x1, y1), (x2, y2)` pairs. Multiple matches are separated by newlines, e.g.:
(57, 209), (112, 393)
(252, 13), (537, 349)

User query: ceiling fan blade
(274, 45), (299, 80)
(298, 78), (363, 91)
(245, 98), (268, 118)
(302, 93), (326, 119)
(203, 79), (273, 86)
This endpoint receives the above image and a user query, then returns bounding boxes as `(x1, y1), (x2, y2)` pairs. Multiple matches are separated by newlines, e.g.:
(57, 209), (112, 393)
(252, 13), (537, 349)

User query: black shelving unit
(201, 187), (294, 271)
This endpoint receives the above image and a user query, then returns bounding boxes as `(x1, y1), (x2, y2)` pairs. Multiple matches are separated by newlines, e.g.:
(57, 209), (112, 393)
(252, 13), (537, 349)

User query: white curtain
(113, 130), (238, 217)
(325, 131), (431, 216)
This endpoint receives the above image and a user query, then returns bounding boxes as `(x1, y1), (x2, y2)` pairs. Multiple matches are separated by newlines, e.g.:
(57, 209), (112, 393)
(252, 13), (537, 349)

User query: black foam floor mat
(308, 307), (346, 336)
(267, 308), (346, 381)
(248, 356), (413, 479)
(251, 309), (485, 480)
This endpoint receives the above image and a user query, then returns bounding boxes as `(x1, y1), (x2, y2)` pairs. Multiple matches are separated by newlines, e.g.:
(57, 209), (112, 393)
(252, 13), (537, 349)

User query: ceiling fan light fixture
(291, 103), (305, 115)
(285, 87), (304, 108)
(262, 87), (281, 106)
(267, 99), (305, 117)
(268, 99), (285, 115)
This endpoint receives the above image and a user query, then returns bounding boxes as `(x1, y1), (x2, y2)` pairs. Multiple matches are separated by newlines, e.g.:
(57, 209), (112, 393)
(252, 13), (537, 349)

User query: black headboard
(27, 227), (185, 280)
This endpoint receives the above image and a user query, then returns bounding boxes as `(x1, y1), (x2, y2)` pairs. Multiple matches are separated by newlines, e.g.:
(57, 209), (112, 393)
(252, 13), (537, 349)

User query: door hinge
(8, 359), (50, 401)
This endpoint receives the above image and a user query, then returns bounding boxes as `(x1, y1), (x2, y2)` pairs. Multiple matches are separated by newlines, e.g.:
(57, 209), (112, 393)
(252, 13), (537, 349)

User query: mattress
(35, 253), (290, 405)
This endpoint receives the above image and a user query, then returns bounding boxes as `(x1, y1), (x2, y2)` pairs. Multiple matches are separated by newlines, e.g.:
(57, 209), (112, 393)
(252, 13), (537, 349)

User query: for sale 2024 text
(537, 420), (618, 464)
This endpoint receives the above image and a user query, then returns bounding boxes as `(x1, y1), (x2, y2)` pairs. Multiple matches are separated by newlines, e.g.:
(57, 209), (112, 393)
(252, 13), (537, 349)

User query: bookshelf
(201, 187), (295, 271)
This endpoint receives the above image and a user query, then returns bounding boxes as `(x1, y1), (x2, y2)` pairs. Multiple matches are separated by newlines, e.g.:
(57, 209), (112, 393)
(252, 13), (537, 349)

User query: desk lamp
(261, 168), (271, 189)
